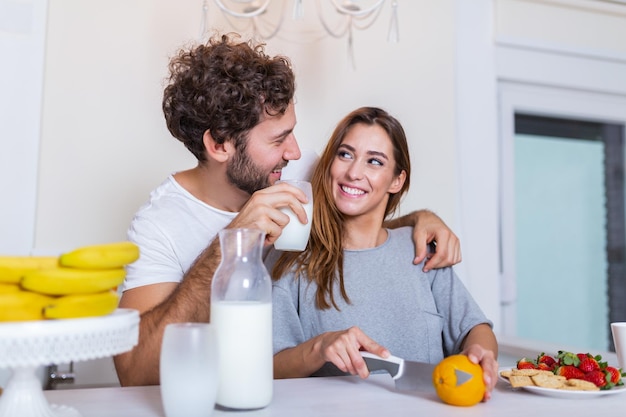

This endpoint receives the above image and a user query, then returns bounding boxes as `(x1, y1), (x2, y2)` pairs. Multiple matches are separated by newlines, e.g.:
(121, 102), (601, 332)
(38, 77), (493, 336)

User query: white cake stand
(0, 308), (139, 417)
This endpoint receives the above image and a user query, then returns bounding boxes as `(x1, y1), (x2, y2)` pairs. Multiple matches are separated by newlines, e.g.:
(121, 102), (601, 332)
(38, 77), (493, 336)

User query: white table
(43, 372), (625, 417)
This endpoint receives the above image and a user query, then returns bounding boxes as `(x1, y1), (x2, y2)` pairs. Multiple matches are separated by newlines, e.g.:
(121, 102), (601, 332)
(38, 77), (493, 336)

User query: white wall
(0, 0), (48, 254)
(453, 0), (500, 330)
(35, 0), (198, 253)
(30, 0), (458, 257)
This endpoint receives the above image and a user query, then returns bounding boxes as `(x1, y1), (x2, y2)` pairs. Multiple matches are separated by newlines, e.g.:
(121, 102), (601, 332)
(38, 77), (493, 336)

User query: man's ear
(203, 130), (234, 163)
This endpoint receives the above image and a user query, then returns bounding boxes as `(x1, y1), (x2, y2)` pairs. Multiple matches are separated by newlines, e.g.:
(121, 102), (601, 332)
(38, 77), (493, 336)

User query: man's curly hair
(162, 33), (295, 162)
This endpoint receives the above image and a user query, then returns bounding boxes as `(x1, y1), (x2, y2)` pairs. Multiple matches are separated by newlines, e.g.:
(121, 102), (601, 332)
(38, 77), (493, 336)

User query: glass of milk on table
(273, 180), (313, 252)
(160, 323), (219, 417)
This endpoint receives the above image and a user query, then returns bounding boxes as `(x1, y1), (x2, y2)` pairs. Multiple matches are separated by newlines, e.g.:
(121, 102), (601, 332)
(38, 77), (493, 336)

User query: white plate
(499, 368), (626, 399)
(521, 384), (626, 399)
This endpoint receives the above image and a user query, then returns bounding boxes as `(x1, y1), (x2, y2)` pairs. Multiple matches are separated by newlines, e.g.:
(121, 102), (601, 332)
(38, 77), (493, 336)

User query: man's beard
(226, 145), (284, 195)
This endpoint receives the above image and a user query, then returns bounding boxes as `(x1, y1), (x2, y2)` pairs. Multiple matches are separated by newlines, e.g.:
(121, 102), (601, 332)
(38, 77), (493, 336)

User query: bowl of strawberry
(516, 350), (625, 390)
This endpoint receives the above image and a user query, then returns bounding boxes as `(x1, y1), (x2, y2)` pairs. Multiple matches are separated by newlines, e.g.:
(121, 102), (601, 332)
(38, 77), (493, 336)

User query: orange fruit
(432, 354), (485, 406)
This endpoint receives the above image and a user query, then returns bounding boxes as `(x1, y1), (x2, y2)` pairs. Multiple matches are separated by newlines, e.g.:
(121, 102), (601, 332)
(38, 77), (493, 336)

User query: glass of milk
(612, 322), (626, 369)
(160, 323), (219, 417)
(273, 180), (313, 252)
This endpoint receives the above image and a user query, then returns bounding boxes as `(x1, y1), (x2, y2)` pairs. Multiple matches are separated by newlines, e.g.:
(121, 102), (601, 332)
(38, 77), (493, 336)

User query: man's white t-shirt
(121, 150), (318, 292)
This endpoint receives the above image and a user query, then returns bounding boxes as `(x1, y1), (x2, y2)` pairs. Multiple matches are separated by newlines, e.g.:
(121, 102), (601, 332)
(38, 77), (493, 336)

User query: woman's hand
(314, 326), (388, 379)
(461, 343), (499, 402)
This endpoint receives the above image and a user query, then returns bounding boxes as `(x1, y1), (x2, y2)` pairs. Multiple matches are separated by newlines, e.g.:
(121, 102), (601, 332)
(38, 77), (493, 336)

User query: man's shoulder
(136, 175), (224, 216)
(130, 179), (186, 224)
(136, 176), (181, 209)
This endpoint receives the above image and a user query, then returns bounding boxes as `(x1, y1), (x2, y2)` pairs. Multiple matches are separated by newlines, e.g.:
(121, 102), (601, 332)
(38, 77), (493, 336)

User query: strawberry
(537, 362), (554, 371)
(537, 353), (556, 369)
(583, 370), (609, 388)
(579, 357), (601, 373)
(605, 366), (623, 385)
(555, 365), (585, 380)
(517, 357), (537, 370)
(557, 350), (580, 367)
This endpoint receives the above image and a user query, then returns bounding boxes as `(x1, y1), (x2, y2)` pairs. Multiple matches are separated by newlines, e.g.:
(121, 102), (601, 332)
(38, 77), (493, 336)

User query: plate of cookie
(499, 367), (626, 399)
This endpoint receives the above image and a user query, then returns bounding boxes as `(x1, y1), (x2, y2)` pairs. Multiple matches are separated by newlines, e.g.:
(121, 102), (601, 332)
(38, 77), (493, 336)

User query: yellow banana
(43, 290), (119, 319)
(0, 256), (59, 284)
(21, 267), (126, 295)
(59, 241), (139, 270)
(0, 283), (21, 293)
(0, 291), (54, 321)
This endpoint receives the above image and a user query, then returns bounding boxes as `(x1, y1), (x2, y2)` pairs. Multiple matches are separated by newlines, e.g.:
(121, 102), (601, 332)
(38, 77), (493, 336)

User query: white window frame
(497, 82), (626, 336)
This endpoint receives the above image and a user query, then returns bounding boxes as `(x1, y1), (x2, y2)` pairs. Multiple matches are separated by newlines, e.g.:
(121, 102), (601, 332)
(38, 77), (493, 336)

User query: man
(114, 33), (461, 386)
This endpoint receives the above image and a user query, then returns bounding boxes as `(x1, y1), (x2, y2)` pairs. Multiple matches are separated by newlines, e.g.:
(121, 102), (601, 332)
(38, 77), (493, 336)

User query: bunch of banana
(0, 241), (139, 322)
(0, 256), (58, 284)
(59, 241), (139, 270)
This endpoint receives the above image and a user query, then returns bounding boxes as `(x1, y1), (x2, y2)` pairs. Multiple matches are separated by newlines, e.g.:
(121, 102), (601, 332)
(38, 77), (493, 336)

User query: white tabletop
(43, 373), (625, 417)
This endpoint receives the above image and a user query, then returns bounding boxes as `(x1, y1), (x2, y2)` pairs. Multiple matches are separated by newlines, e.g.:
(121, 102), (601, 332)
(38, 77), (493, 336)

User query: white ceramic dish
(0, 308), (139, 417)
(499, 369), (626, 399)
(0, 308), (139, 367)
(520, 384), (626, 399)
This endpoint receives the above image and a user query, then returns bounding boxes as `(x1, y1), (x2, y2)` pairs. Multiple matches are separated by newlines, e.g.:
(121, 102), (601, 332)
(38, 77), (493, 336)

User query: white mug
(274, 180), (313, 252)
(611, 322), (626, 370)
(160, 323), (219, 417)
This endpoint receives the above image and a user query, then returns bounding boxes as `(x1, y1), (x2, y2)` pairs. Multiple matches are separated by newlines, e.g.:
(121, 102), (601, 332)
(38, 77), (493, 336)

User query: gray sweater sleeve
(272, 271), (306, 355)
(428, 266), (492, 356)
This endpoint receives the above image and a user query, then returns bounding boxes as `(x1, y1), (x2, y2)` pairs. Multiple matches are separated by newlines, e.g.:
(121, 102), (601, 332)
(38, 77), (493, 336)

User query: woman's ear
(388, 170), (407, 194)
(203, 130), (234, 163)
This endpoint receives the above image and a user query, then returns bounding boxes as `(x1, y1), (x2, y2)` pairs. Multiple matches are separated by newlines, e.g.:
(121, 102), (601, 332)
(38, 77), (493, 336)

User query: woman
(268, 107), (498, 400)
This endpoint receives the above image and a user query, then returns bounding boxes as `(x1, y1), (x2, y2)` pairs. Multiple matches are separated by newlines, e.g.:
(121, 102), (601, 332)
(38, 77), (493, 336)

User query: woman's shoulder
(385, 227), (435, 273)
(387, 226), (414, 241)
(377, 227), (416, 260)
(263, 247), (282, 270)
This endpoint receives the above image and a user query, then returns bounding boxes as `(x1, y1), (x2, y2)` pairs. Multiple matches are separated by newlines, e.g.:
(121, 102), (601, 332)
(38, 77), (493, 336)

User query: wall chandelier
(200, 1), (400, 63)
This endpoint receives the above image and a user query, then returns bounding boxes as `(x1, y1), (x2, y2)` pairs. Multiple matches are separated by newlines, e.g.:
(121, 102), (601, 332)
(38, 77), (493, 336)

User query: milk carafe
(210, 228), (272, 410)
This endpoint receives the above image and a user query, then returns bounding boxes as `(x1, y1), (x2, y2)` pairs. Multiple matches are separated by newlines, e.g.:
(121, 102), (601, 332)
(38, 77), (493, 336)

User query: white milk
(210, 301), (273, 409)
(274, 201), (313, 251)
(160, 323), (218, 417)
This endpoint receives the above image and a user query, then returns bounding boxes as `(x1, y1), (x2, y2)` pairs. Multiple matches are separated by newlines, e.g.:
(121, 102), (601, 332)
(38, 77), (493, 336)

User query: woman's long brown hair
(271, 107), (411, 310)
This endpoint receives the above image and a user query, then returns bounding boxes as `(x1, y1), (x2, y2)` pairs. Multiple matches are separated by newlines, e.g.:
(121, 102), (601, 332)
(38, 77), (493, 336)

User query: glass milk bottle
(210, 228), (273, 410)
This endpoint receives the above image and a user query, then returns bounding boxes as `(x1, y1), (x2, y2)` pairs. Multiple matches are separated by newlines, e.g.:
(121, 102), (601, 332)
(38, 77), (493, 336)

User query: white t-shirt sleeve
(122, 214), (185, 292)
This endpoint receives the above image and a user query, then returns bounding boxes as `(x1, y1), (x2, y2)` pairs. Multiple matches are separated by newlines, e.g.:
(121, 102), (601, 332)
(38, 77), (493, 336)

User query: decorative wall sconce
(200, 0), (399, 67)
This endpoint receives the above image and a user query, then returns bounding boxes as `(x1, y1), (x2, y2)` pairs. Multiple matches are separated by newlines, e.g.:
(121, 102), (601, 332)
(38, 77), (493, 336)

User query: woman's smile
(339, 184), (366, 197)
